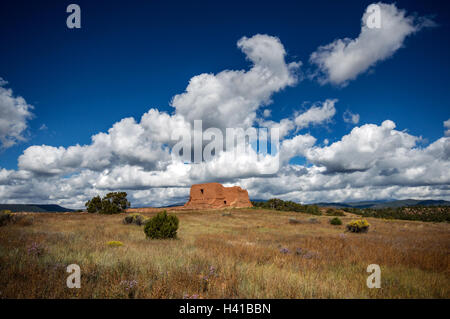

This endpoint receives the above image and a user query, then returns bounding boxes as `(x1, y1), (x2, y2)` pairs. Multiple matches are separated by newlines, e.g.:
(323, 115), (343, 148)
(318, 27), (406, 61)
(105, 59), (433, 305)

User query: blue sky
(0, 0), (449, 207)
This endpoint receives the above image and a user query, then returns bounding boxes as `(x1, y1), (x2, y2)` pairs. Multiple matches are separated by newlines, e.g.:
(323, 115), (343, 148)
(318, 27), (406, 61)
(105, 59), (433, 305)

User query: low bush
(330, 217), (342, 225)
(352, 206), (450, 223)
(0, 210), (34, 226)
(326, 208), (345, 216)
(252, 199), (323, 216)
(306, 205), (322, 216)
(289, 218), (302, 224)
(13, 215), (34, 226)
(144, 211), (179, 239)
(123, 213), (146, 225)
(346, 219), (370, 233)
(0, 211), (34, 227)
(107, 241), (123, 247)
(252, 198), (307, 213)
(0, 210), (12, 226)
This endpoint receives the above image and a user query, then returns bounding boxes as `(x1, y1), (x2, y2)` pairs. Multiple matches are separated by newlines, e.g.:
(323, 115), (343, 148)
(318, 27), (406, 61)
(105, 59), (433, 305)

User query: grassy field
(0, 208), (449, 298)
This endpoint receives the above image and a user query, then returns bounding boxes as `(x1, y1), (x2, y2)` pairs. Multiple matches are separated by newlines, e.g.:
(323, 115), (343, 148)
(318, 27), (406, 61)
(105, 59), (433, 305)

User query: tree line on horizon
(252, 198), (450, 222)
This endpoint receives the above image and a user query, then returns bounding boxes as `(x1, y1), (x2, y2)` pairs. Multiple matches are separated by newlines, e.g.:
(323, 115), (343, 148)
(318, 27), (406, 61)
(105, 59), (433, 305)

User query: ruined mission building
(184, 183), (253, 209)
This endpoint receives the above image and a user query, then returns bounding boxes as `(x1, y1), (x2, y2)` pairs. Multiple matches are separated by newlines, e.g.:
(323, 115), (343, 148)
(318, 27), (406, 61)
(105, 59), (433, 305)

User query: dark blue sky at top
(0, 0), (449, 170)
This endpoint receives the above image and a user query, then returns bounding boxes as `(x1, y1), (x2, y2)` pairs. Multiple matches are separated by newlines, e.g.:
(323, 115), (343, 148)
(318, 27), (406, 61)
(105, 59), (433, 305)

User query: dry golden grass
(0, 209), (449, 298)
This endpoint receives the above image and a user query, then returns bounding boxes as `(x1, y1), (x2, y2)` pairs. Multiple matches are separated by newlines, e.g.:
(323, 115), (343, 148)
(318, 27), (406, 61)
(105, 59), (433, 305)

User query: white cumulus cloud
(294, 99), (337, 129)
(444, 119), (450, 136)
(18, 110), (179, 176)
(309, 2), (435, 86)
(172, 34), (300, 130)
(1, 34), (449, 208)
(343, 110), (360, 124)
(0, 78), (34, 148)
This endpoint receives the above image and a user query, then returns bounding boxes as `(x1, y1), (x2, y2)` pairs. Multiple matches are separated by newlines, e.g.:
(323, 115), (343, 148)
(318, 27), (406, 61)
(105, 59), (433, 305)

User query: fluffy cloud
(18, 110), (179, 176)
(343, 110), (360, 124)
(242, 121), (450, 203)
(307, 120), (416, 173)
(306, 120), (450, 188)
(280, 134), (317, 165)
(258, 118), (294, 140)
(309, 3), (435, 86)
(444, 119), (450, 136)
(263, 109), (272, 118)
(258, 99), (338, 138)
(1, 33), (449, 208)
(294, 99), (337, 129)
(18, 34), (300, 178)
(0, 78), (34, 148)
(172, 34), (300, 130)
(3, 117), (450, 207)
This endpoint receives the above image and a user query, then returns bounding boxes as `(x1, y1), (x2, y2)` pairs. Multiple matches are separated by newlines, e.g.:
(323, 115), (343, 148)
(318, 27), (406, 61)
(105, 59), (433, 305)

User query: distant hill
(314, 199), (450, 209)
(250, 199), (267, 203)
(0, 204), (74, 213)
(158, 202), (186, 208)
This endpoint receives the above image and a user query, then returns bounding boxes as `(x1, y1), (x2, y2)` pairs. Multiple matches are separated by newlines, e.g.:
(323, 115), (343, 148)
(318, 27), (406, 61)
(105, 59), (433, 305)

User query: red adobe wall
(184, 183), (253, 209)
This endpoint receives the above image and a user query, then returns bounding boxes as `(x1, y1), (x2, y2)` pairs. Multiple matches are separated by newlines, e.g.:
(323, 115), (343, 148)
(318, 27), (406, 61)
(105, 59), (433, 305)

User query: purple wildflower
(27, 242), (43, 257)
(120, 279), (138, 291)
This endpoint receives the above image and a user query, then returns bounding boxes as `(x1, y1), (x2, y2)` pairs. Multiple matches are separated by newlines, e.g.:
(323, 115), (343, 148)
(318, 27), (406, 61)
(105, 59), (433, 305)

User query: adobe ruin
(184, 183), (253, 209)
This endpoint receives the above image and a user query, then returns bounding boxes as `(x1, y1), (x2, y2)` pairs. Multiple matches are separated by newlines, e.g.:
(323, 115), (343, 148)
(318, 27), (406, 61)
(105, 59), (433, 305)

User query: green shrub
(21, 216), (35, 226)
(305, 205), (322, 216)
(346, 219), (370, 233)
(107, 240), (123, 247)
(326, 208), (345, 216)
(86, 195), (102, 213)
(12, 214), (34, 226)
(351, 206), (450, 223)
(0, 211), (35, 227)
(144, 211), (179, 239)
(252, 199), (324, 215)
(123, 215), (134, 224)
(251, 199), (306, 213)
(123, 213), (146, 225)
(330, 217), (342, 225)
(85, 192), (130, 214)
(0, 210), (12, 226)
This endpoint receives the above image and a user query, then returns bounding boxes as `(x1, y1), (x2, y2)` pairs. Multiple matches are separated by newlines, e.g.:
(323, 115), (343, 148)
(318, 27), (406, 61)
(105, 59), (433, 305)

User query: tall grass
(0, 209), (448, 298)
